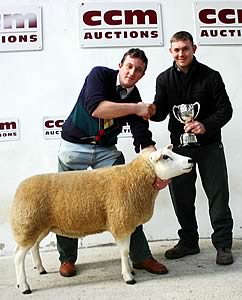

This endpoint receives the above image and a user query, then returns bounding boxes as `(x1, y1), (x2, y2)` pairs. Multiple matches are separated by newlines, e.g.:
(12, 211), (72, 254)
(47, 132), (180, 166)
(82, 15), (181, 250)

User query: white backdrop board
(0, 0), (241, 256)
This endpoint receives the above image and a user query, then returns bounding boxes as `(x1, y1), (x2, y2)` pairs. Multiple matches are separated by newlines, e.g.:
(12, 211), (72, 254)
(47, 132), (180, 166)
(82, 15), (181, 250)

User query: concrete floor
(1, 239), (241, 300)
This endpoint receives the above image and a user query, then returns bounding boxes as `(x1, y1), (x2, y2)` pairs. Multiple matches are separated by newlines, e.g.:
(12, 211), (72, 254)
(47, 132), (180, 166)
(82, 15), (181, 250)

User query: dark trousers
(57, 148), (152, 264)
(169, 142), (233, 249)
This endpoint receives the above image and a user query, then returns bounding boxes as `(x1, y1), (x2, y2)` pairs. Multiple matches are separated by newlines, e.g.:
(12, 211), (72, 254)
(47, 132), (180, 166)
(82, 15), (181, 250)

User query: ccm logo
(0, 121), (16, 130)
(199, 8), (242, 24)
(45, 119), (64, 128)
(0, 13), (37, 29)
(83, 9), (157, 26)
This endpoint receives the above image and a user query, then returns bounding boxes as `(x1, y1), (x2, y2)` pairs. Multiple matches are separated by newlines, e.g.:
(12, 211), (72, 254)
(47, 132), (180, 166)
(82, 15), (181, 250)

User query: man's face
(118, 55), (145, 88)
(169, 39), (197, 73)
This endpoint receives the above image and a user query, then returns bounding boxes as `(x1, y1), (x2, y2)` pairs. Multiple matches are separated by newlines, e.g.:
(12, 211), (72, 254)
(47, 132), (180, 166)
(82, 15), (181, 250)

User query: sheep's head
(148, 144), (193, 180)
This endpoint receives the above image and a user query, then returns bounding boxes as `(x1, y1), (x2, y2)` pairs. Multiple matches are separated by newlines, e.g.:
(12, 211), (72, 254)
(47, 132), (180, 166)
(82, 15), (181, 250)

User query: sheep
(10, 144), (193, 294)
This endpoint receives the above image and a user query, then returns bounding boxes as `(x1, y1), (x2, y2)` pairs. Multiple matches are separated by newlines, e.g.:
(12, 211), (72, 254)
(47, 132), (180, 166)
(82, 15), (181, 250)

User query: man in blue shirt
(57, 48), (169, 277)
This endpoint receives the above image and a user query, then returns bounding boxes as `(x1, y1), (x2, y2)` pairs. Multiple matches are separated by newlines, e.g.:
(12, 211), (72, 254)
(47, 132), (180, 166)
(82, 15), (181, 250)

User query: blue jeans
(56, 139), (152, 264)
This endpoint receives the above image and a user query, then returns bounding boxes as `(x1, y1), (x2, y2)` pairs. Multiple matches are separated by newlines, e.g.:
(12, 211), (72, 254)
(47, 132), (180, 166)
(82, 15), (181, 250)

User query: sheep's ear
(166, 144), (173, 150)
(149, 149), (163, 162)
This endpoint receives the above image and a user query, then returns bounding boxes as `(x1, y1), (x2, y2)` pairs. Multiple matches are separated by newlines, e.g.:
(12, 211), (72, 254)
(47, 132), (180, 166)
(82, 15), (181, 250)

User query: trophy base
(179, 142), (200, 148)
(179, 133), (200, 148)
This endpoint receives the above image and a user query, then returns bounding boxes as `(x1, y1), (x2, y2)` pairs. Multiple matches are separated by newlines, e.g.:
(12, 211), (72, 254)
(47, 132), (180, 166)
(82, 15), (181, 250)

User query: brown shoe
(60, 261), (76, 277)
(133, 257), (168, 275)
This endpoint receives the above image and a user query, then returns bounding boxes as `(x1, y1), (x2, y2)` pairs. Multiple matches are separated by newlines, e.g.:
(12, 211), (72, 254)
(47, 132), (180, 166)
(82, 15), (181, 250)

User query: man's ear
(140, 72), (145, 79)
(193, 44), (197, 53)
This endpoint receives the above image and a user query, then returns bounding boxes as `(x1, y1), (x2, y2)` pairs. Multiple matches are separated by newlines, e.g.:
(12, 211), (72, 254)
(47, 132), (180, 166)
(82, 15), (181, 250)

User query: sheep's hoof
(23, 289), (32, 294)
(131, 271), (135, 276)
(40, 270), (47, 275)
(126, 279), (136, 285)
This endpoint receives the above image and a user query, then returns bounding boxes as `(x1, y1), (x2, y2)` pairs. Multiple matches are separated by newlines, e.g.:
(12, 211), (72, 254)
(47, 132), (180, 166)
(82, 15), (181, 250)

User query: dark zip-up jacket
(62, 66), (155, 153)
(151, 57), (233, 146)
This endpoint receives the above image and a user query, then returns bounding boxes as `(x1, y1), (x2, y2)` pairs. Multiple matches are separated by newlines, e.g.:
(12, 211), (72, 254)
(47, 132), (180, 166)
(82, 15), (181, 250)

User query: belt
(79, 137), (98, 144)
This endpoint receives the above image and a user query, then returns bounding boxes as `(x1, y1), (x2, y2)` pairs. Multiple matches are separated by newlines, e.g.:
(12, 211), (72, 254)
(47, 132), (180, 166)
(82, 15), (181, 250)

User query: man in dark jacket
(150, 31), (233, 265)
(57, 48), (169, 278)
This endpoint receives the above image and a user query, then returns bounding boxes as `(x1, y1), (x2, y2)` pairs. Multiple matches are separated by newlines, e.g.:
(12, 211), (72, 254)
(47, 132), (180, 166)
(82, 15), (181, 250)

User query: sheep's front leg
(115, 235), (136, 284)
(14, 245), (32, 294)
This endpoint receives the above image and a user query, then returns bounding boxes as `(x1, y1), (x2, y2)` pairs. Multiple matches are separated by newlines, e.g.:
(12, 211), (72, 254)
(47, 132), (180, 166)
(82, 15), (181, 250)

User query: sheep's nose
(188, 159), (193, 164)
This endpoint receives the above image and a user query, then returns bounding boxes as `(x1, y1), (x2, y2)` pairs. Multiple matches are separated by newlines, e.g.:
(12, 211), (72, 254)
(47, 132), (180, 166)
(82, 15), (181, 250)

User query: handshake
(136, 102), (156, 121)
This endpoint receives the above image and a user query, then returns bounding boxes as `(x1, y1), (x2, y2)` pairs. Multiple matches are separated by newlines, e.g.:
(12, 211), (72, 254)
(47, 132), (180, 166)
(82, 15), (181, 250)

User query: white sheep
(10, 144), (193, 294)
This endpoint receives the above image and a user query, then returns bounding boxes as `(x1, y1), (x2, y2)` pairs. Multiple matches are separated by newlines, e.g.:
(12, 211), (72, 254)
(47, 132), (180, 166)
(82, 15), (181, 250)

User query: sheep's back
(10, 154), (157, 242)
(11, 166), (124, 241)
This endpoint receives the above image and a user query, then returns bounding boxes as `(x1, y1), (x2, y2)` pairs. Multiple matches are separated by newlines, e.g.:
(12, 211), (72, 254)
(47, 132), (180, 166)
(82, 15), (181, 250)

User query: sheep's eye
(162, 155), (170, 160)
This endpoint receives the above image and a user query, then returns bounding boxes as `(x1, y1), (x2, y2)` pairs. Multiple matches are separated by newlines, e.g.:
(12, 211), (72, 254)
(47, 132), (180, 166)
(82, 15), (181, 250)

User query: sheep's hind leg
(115, 235), (136, 284)
(31, 232), (49, 275)
(14, 244), (32, 294)
(31, 241), (47, 274)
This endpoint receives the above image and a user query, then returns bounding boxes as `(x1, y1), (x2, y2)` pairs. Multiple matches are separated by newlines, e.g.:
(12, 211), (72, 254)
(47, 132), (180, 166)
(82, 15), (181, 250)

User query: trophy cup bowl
(172, 102), (200, 148)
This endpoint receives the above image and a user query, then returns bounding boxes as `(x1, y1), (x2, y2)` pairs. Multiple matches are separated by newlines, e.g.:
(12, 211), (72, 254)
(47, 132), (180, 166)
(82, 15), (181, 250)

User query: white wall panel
(0, 0), (241, 256)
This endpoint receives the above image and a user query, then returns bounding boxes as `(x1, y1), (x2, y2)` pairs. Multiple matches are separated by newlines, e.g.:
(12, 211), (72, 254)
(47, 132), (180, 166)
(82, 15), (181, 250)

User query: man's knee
(112, 153), (125, 166)
(58, 157), (72, 172)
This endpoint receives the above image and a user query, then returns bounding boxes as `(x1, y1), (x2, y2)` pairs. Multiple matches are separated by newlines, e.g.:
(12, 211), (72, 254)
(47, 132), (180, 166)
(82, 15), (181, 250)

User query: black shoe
(165, 243), (200, 259)
(216, 248), (233, 265)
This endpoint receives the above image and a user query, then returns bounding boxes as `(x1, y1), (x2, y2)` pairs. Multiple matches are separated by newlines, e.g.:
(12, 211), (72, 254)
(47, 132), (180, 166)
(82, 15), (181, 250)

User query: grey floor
(1, 239), (241, 300)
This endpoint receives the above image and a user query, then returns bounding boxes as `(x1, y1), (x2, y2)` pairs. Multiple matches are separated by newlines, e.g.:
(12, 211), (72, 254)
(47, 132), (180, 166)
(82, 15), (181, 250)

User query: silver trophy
(172, 102), (200, 147)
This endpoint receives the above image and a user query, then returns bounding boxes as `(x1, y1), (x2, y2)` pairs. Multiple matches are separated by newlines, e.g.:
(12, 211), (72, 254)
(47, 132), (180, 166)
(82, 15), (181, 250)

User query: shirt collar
(116, 76), (134, 94)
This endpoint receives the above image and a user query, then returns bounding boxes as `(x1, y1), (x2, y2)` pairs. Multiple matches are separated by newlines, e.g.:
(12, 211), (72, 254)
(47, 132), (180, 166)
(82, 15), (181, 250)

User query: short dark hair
(120, 48), (148, 72)
(170, 31), (194, 46)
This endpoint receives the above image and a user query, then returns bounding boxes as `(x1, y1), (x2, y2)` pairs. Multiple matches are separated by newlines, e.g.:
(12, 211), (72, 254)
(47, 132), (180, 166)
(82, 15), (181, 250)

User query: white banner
(0, 118), (20, 142)
(194, 1), (242, 45)
(0, 6), (42, 52)
(43, 116), (65, 140)
(79, 2), (163, 48)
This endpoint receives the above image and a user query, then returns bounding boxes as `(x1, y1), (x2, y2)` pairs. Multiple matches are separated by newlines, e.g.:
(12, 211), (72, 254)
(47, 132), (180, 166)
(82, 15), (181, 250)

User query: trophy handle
(172, 105), (184, 123)
(193, 102), (200, 120)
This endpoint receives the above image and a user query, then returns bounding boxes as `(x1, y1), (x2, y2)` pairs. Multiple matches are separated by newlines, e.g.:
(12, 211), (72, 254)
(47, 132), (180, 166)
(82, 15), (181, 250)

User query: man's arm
(91, 100), (151, 119)
(150, 75), (170, 121)
(202, 71), (233, 135)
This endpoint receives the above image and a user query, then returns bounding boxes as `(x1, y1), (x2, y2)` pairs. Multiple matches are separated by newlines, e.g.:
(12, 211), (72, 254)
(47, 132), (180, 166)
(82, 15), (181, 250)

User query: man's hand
(136, 102), (152, 120)
(137, 103), (157, 121)
(152, 177), (171, 190)
(143, 103), (157, 121)
(142, 145), (156, 153)
(147, 104), (156, 117)
(184, 121), (206, 135)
